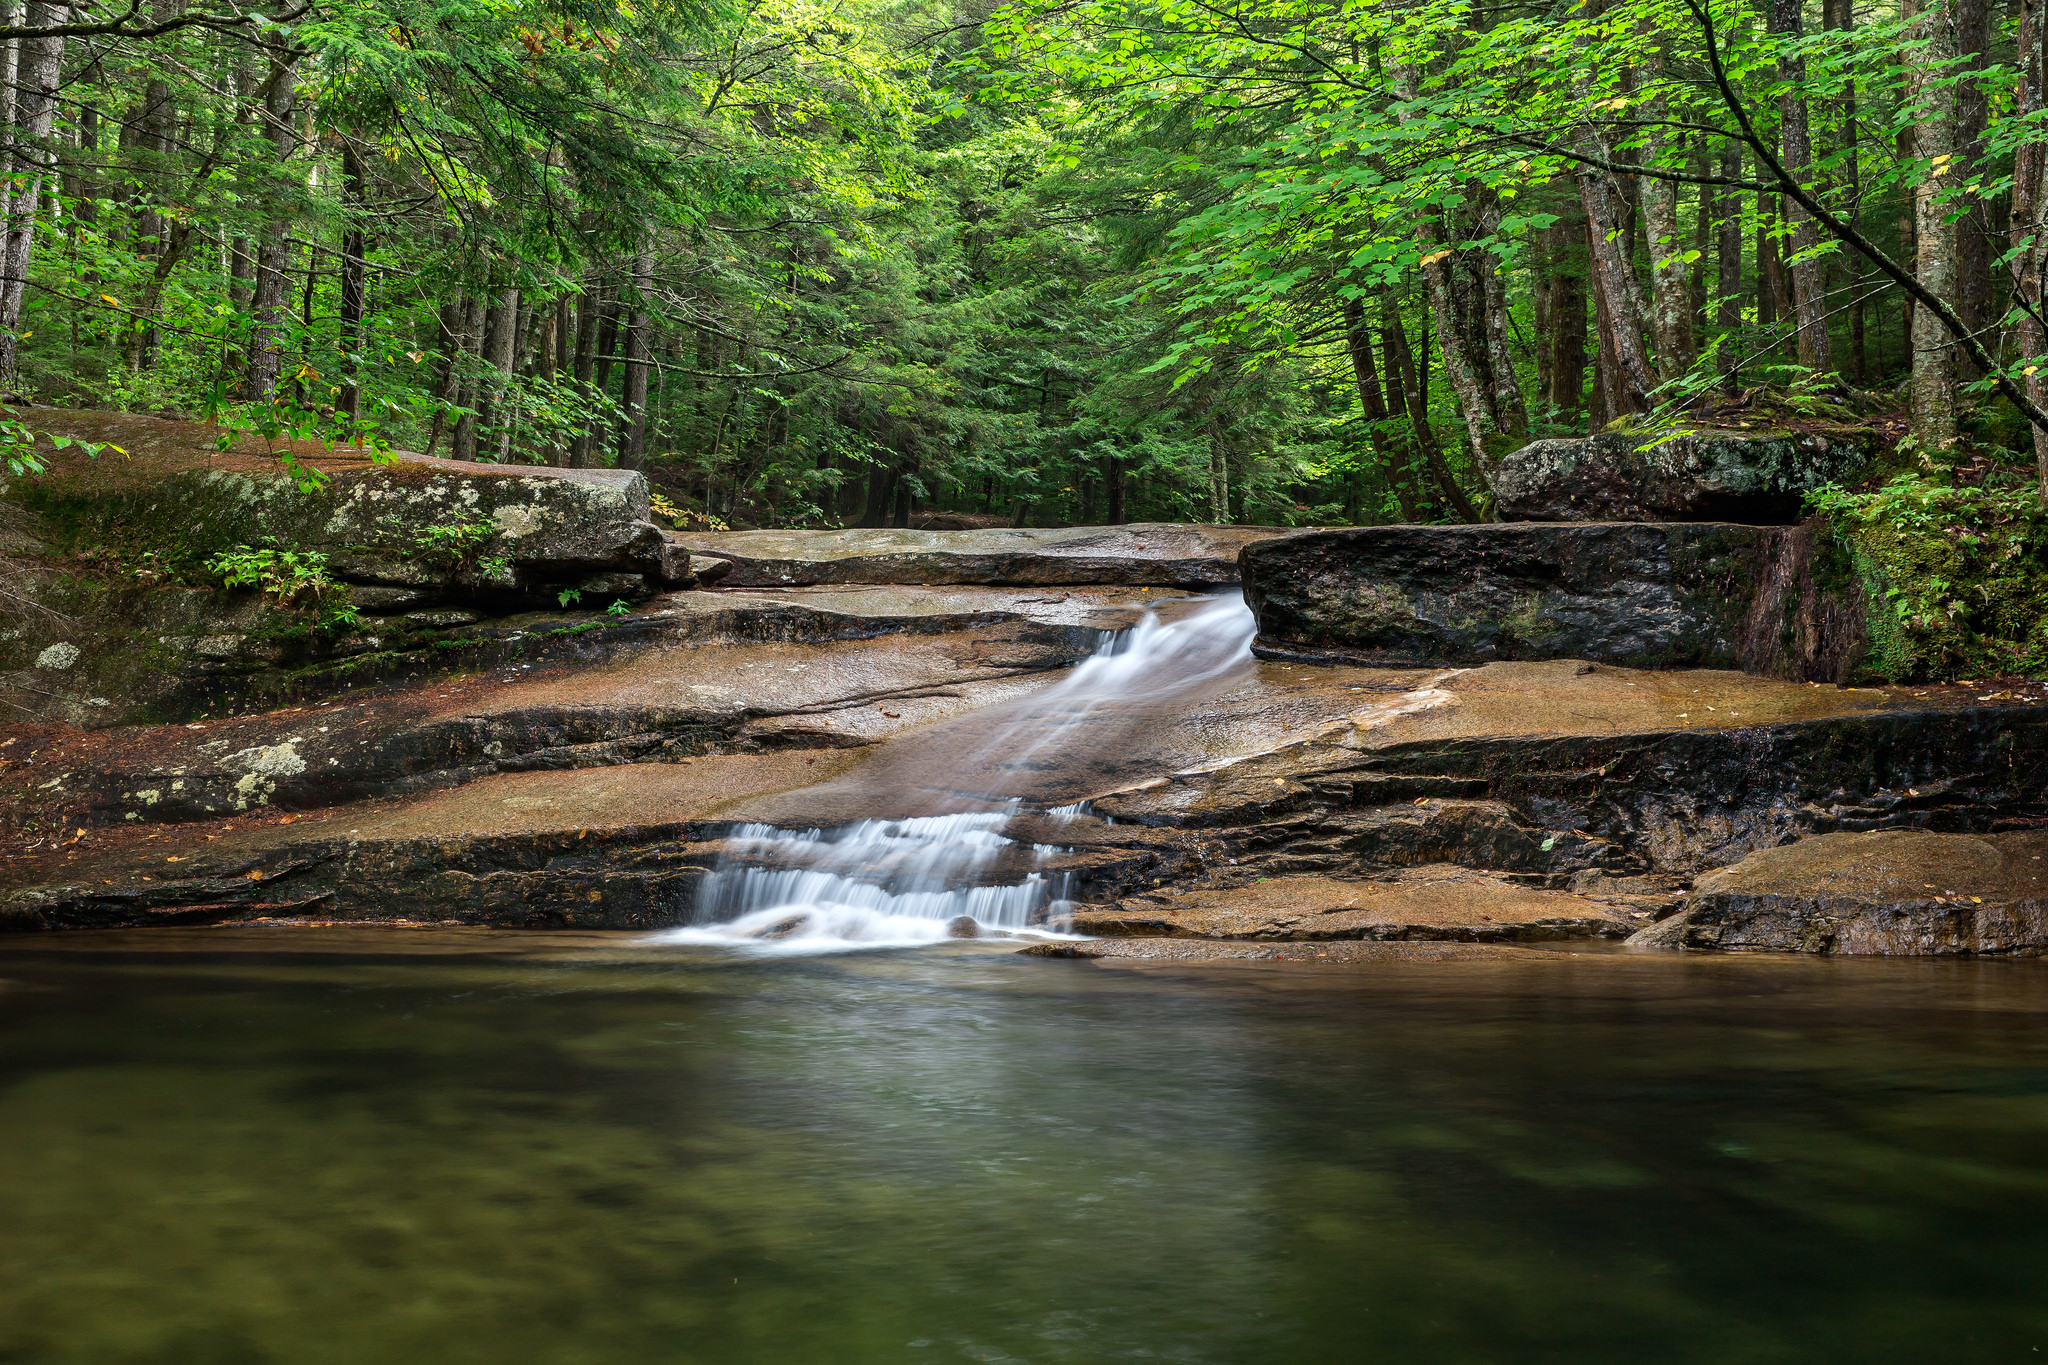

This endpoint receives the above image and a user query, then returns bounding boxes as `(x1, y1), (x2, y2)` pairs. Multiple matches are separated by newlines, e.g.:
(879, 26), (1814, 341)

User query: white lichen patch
(35, 642), (79, 670)
(492, 504), (543, 539)
(223, 739), (308, 809)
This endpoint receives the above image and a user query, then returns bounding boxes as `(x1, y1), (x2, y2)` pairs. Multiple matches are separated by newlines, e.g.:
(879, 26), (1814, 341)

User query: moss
(1809, 473), (2048, 682)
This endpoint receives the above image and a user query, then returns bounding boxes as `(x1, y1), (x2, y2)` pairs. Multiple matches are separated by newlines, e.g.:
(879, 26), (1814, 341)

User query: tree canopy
(3, 0), (2046, 525)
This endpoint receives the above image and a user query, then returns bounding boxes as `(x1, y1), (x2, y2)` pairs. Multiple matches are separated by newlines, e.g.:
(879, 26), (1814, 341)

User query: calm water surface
(2, 931), (2045, 1364)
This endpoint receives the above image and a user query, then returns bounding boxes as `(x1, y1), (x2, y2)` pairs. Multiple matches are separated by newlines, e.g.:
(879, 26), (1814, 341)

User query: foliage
(205, 543), (361, 632)
(413, 517), (510, 578)
(1808, 474), (2048, 681)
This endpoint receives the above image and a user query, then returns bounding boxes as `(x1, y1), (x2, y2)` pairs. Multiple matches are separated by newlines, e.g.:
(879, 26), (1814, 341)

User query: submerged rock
(1493, 429), (1876, 524)
(1632, 829), (2048, 955)
(672, 523), (1292, 588)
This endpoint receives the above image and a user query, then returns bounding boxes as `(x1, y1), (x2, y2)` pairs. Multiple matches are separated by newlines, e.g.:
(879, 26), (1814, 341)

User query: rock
(751, 912), (813, 940)
(944, 914), (981, 938)
(690, 554), (732, 584)
(1494, 429), (1877, 524)
(1631, 829), (2048, 955)
(673, 523), (1293, 589)
(1242, 522), (1800, 669)
(1071, 867), (1634, 942)
(349, 585), (431, 611)
(571, 571), (651, 600)
(402, 608), (482, 627)
(15, 425), (673, 601)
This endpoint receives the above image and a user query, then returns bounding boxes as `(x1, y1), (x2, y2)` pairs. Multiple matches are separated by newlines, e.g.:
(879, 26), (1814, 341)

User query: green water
(2, 932), (2045, 1364)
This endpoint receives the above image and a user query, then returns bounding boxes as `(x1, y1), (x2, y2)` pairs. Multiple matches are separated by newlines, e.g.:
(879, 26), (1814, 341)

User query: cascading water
(652, 594), (1256, 951)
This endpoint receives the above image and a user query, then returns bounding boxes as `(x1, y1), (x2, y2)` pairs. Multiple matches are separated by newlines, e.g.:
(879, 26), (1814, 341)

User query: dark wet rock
(1493, 429), (1877, 524)
(1631, 829), (2048, 954)
(752, 912), (813, 940)
(1241, 523), (1866, 676)
(674, 523), (1293, 589)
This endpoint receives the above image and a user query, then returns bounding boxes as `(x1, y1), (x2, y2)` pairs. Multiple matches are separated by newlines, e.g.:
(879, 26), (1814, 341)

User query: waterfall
(652, 594), (1255, 951)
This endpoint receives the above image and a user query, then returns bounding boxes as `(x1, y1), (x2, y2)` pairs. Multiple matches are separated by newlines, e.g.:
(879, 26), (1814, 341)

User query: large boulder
(1493, 427), (1878, 523)
(1242, 522), (1817, 670)
(1632, 829), (2048, 954)
(672, 522), (1293, 588)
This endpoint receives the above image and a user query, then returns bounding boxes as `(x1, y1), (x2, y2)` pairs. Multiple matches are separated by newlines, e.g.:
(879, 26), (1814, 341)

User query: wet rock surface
(1632, 829), (2048, 955)
(1071, 866), (1635, 942)
(7, 491), (2048, 956)
(1493, 429), (1876, 523)
(1242, 523), (1804, 669)
(673, 523), (1292, 588)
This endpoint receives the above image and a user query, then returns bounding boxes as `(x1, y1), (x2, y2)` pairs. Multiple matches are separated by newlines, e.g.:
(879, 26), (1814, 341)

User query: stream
(0, 934), (2044, 1362)
(661, 594), (1257, 950)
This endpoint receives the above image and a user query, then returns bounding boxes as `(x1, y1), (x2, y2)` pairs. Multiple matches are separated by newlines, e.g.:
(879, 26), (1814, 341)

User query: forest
(1, 0), (2046, 530)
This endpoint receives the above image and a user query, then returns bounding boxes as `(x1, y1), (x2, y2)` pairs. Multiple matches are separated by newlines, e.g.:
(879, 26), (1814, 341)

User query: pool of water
(1, 931), (2045, 1364)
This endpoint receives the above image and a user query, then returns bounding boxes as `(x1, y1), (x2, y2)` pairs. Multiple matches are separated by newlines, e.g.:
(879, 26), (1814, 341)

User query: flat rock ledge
(673, 523), (1293, 588)
(1632, 829), (2048, 955)
(1241, 522), (1868, 679)
(1071, 867), (1638, 943)
(1493, 428), (1876, 524)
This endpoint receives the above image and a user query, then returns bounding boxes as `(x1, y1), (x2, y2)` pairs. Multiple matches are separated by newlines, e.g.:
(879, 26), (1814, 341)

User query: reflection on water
(1, 934), (2046, 1364)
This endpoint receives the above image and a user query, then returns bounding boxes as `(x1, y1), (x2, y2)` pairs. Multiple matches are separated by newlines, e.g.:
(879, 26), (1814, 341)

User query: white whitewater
(653, 594), (1256, 951)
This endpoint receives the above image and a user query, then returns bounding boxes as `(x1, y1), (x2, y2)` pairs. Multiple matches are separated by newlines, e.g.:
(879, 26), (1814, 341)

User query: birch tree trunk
(1902, 0), (1959, 448)
(0, 1), (66, 381)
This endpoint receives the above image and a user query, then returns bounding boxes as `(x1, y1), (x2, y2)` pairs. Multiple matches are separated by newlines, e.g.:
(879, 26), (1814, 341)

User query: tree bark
(337, 140), (366, 422)
(0, 1), (65, 381)
(1824, 0), (1865, 380)
(1542, 206), (1588, 413)
(1772, 0), (1832, 371)
(1903, 0), (1959, 447)
(1953, 0), (1992, 358)
(1639, 40), (1695, 382)
(569, 273), (602, 466)
(1345, 297), (1423, 521)
(1716, 142), (1743, 384)
(243, 52), (299, 400)
(616, 251), (652, 470)
(1381, 289), (1480, 522)
(2010, 0), (2048, 500)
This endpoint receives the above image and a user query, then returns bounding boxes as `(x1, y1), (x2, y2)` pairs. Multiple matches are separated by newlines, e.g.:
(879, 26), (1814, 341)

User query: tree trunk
(2010, 0), (2048, 501)
(616, 251), (652, 470)
(337, 141), (366, 422)
(569, 274), (602, 466)
(1542, 207), (1588, 414)
(1903, 0), (1959, 448)
(1575, 160), (1657, 413)
(243, 53), (299, 400)
(1206, 410), (1230, 524)
(1382, 289), (1480, 523)
(1825, 0), (1865, 381)
(0, 1), (64, 381)
(1345, 297), (1423, 522)
(1640, 42), (1695, 382)
(1772, 0), (1831, 371)
(1953, 0), (1992, 361)
(1716, 143), (1743, 385)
